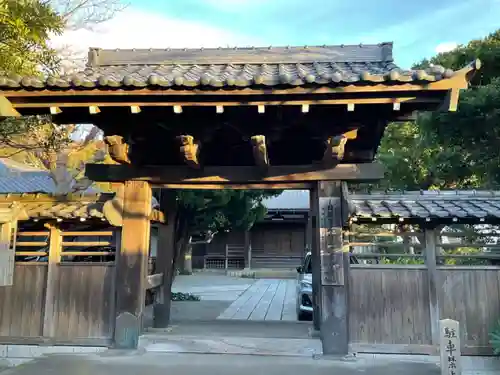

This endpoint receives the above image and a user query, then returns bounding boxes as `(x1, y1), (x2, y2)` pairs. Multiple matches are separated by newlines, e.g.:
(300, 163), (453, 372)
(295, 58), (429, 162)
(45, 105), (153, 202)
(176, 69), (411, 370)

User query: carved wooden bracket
(177, 135), (200, 169)
(250, 135), (269, 169)
(105, 135), (131, 164)
(322, 129), (358, 163)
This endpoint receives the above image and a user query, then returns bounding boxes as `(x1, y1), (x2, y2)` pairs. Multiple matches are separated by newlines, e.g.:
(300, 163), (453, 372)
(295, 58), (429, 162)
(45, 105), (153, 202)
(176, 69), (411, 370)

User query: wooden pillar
(114, 181), (152, 349)
(244, 229), (251, 269)
(314, 181), (350, 356)
(153, 212), (176, 328)
(305, 212), (312, 255)
(425, 226), (440, 346)
(0, 222), (15, 286)
(309, 186), (322, 331)
(42, 224), (62, 337)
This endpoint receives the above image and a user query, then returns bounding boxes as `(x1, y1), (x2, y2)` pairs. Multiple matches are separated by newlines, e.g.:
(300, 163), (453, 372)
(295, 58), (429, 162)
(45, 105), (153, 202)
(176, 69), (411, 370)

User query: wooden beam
(322, 129), (359, 163)
(155, 182), (312, 190)
(177, 135), (200, 169)
(104, 135), (131, 164)
(130, 105), (141, 114)
(50, 106), (62, 115)
(0, 96), (20, 116)
(85, 162), (385, 184)
(114, 181), (152, 349)
(10, 96), (439, 110)
(89, 105), (100, 114)
(250, 135), (269, 169)
(146, 273), (164, 289)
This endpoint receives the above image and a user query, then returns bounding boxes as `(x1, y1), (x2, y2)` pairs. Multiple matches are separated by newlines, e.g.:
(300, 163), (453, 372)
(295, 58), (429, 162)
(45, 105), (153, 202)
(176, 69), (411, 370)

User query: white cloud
(435, 42), (458, 54)
(50, 7), (261, 71)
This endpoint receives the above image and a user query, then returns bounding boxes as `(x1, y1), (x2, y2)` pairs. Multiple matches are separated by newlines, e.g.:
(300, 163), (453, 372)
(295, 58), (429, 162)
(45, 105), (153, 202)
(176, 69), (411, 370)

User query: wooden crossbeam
(85, 162), (384, 185)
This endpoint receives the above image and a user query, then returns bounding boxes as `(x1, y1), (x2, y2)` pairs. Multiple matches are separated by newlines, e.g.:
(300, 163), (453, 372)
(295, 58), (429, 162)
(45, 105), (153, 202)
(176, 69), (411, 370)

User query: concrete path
(172, 274), (253, 302)
(0, 351), (444, 375)
(217, 279), (297, 321)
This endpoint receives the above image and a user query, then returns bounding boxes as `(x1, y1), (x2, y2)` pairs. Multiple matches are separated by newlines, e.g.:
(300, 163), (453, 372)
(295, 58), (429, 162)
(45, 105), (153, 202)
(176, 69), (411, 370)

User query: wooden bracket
(105, 135), (131, 164)
(322, 129), (358, 163)
(177, 135), (200, 169)
(441, 88), (460, 112)
(250, 135), (269, 170)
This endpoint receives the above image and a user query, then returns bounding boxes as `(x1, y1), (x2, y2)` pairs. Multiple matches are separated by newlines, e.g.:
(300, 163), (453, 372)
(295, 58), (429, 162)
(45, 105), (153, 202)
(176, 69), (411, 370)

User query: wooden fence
(347, 224), (500, 355)
(0, 228), (116, 346)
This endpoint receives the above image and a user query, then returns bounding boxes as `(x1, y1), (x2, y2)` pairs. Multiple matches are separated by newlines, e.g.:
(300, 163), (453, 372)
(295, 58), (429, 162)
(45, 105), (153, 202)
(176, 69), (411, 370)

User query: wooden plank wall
(349, 265), (500, 354)
(439, 267), (500, 350)
(51, 265), (115, 341)
(0, 228), (116, 345)
(349, 266), (432, 346)
(0, 264), (46, 337)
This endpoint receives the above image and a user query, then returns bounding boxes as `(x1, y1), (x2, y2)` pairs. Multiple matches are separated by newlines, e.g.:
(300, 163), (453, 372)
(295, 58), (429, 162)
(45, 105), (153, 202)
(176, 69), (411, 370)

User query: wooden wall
(203, 222), (306, 256)
(348, 265), (500, 355)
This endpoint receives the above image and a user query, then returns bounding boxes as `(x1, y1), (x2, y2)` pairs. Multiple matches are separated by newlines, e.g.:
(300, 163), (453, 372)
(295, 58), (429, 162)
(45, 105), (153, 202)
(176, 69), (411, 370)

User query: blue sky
(55, 0), (500, 69)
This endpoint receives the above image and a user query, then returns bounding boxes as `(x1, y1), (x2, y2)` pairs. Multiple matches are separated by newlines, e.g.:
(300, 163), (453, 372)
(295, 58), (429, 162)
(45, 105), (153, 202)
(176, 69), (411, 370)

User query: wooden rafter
(177, 135), (200, 169)
(322, 129), (359, 164)
(250, 135), (269, 169)
(104, 135), (131, 164)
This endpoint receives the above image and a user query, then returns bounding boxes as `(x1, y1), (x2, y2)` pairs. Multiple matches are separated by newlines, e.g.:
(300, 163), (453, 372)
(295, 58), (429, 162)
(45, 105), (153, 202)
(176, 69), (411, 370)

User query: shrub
(171, 292), (200, 301)
(489, 320), (500, 355)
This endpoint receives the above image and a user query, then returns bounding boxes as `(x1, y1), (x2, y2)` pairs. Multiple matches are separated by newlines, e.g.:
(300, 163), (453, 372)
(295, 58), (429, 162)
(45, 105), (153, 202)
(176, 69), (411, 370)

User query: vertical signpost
(440, 319), (462, 375)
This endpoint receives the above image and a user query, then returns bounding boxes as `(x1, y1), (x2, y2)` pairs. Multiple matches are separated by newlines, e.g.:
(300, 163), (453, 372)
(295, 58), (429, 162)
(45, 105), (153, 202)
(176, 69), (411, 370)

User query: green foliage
(0, 0), (64, 75)
(171, 292), (200, 302)
(489, 320), (500, 355)
(378, 28), (500, 191)
(177, 190), (281, 236)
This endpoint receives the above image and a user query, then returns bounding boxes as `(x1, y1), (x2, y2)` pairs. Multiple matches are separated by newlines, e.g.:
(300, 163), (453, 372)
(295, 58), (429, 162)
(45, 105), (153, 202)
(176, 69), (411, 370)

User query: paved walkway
(1, 351), (444, 375)
(217, 279), (297, 321)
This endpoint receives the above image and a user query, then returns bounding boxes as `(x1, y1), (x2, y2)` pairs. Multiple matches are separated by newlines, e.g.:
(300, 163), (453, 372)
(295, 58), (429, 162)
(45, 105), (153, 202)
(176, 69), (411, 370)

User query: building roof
(0, 43), (474, 91)
(0, 158), (99, 194)
(350, 191), (500, 222)
(263, 190), (500, 223)
(0, 193), (164, 223)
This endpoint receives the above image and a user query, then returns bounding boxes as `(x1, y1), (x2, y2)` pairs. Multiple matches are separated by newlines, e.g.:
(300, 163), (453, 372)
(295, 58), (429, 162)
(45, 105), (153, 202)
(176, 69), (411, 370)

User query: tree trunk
(172, 214), (190, 275)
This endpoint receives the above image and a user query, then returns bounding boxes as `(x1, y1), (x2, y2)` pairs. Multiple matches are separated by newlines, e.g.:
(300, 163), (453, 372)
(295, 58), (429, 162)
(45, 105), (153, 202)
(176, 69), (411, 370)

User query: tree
(414, 29), (500, 87)
(172, 189), (281, 274)
(375, 28), (500, 190)
(0, 0), (64, 75)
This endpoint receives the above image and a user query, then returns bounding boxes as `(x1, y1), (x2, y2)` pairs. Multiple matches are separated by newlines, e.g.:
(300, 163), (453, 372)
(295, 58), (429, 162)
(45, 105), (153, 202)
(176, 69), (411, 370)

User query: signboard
(319, 197), (344, 286)
(440, 319), (461, 375)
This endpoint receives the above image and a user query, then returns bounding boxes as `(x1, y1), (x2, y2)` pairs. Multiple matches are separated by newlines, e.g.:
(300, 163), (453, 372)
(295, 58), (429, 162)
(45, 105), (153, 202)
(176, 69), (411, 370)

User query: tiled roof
(350, 191), (500, 221)
(263, 190), (500, 222)
(0, 44), (466, 90)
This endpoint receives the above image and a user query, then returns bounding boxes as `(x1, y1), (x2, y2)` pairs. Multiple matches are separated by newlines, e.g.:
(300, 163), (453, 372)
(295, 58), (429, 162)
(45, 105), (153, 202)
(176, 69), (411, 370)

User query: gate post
(113, 181), (152, 349)
(312, 181), (350, 355)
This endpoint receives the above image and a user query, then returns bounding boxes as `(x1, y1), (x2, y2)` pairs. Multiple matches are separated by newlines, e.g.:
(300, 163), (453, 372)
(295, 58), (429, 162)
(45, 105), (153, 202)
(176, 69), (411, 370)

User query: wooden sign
(440, 319), (461, 375)
(319, 197), (344, 286)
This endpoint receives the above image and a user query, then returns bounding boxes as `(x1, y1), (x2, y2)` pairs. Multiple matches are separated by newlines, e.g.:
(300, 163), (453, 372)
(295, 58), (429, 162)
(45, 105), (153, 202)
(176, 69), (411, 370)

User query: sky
(52, 0), (500, 69)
